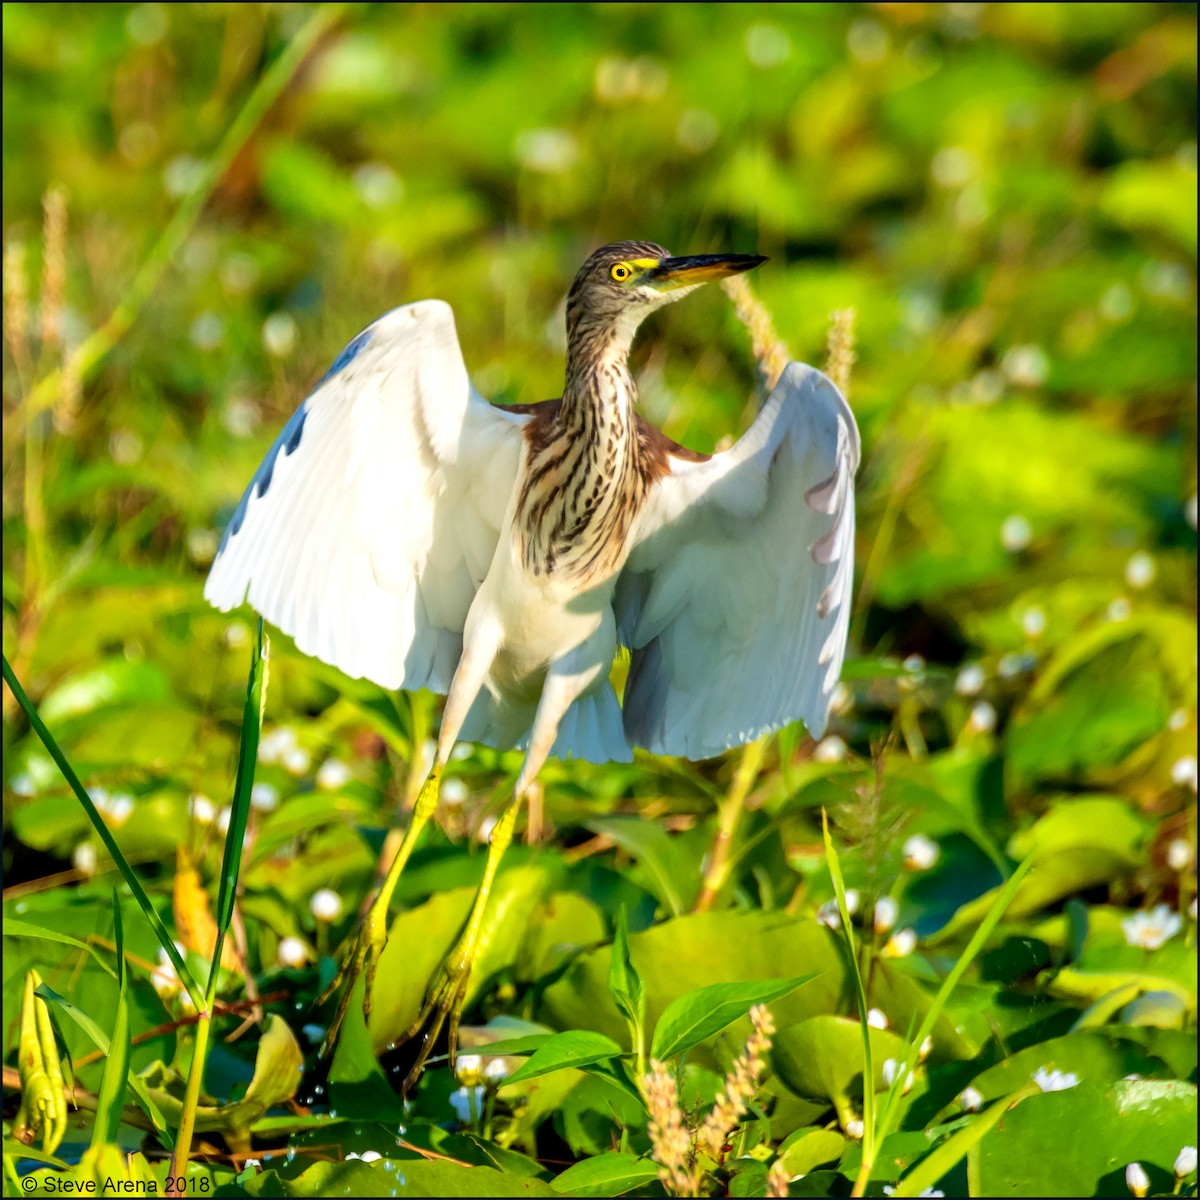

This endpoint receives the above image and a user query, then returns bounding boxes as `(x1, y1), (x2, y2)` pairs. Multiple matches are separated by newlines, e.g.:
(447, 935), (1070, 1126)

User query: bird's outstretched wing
(615, 362), (860, 760)
(205, 301), (527, 693)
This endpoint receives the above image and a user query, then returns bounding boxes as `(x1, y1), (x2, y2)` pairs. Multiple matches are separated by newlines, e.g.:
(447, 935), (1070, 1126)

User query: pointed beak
(646, 252), (767, 292)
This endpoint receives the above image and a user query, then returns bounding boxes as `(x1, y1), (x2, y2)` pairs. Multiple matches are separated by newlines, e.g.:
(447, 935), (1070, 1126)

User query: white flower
(968, 701), (997, 734)
(217, 807), (232, 834)
(258, 727), (297, 765)
(224, 621), (250, 649)
(189, 793), (216, 824)
(449, 1085), (485, 1124)
(918, 1035), (933, 1062)
(151, 948), (182, 999)
(844, 889), (860, 915)
(1122, 904), (1183, 950)
(903, 834), (940, 872)
(484, 1058), (508, 1082)
(455, 1054), (483, 1083)
(1032, 1067), (1079, 1092)
(345, 1150), (382, 1163)
(73, 842), (98, 876)
(277, 936), (309, 968)
(844, 1118), (864, 1140)
(816, 899), (841, 930)
(310, 889), (344, 922)
(475, 815), (497, 844)
(1001, 345), (1049, 389)
(441, 777), (469, 806)
(867, 1008), (889, 1030)
(1186, 494), (1198, 531)
(903, 654), (925, 674)
(1166, 838), (1193, 872)
(1125, 1162), (1149, 1197)
(102, 793), (135, 827)
(262, 312), (297, 358)
(316, 759), (352, 791)
(883, 929), (918, 958)
(1171, 756), (1198, 792)
(959, 1085), (984, 1112)
(955, 663), (986, 696)
(282, 746), (311, 777)
(883, 1189), (942, 1198)
(1174, 1146), (1197, 1179)
(813, 735), (847, 763)
(1021, 606), (1046, 637)
(1125, 552), (1156, 590)
(881, 1058), (913, 1093)
(1000, 514), (1032, 552)
(513, 128), (578, 174)
(250, 782), (279, 812)
(874, 896), (899, 934)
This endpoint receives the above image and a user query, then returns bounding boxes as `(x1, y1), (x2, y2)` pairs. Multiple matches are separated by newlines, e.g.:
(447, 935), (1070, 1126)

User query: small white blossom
(1125, 1162), (1149, 1197)
(1171, 756), (1198, 791)
(968, 701), (997, 734)
(903, 654), (925, 674)
(1168, 708), (1189, 731)
(881, 1058), (913, 1093)
(258, 727), (298, 765)
(816, 899), (841, 930)
(813, 735), (847, 763)
(1122, 903), (1183, 950)
(189, 793), (216, 824)
(955, 663), (986, 696)
(100, 792), (135, 827)
(456, 1054), (483, 1083)
(250, 782), (279, 811)
(883, 928), (918, 958)
(998, 652), (1036, 678)
(883, 1188), (942, 1198)
(1166, 838), (1193, 872)
(316, 759), (352, 791)
(262, 312), (297, 358)
(310, 889), (344, 922)
(282, 746), (311, 777)
(1021, 606), (1046, 637)
(1186, 494), (1198, 531)
(1174, 1146), (1197, 1179)
(1000, 514), (1032, 552)
(345, 1150), (382, 1163)
(475, 814), (498, 844)
(903, 834), (940, 871)
(449, 1085), (485, 1124)
(276, 936), (309, 968)
(484, 1058), (508, 1082)
(10, 772), (36, 797)
(1125, 552), (1156, 590)
(1032, 1067), (1079, 1092)
(151, 948), (182, 999)
(874, 896), (899, 934)
(441, 777), (469, 806)
(1001, 344), (1049, 388)
(959, 1085), (984, 1112)
(867, 1008), (889, 1030)
(224, 622), (250, 648)
(844, 889), (860, 915)
(918, 1035), (933, 1062)
(844, 1118), (864, 1140)
(73, 842), (98, 877)
(217, 806), (232, 834)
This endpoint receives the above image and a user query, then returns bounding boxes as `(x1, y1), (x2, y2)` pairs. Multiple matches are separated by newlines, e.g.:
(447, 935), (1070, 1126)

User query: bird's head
(566, 240), (767, 345)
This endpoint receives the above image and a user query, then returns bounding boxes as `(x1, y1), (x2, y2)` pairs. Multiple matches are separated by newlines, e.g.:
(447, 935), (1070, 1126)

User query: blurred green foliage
(2, 3), (1196, 1195)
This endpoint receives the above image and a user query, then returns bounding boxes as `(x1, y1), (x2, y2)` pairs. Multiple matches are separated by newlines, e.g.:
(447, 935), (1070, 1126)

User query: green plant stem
(695, 737), (768, 911)
(167, 1008), (214, 1192)
(1, 655), (206, 1010)
(19, 2), (346, 429)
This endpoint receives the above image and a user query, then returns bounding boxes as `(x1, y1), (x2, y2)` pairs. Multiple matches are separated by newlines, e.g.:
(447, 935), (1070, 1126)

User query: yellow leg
(399, 792), (522, 1093)
(318, 764), (442, 1057)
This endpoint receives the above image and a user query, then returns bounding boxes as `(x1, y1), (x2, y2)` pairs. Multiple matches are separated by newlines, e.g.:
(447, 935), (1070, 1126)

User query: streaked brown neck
(516, 311), (648, 581)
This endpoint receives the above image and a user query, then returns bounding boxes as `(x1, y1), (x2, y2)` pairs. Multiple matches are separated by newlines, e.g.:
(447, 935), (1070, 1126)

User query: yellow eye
(610, 263), (632, 282)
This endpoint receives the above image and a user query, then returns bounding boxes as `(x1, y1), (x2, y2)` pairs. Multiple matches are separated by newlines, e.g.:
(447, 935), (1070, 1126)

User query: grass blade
(821, 810), (874, 1171)
(91, 891), (129, 1147)
(2, 653), (205, 1010)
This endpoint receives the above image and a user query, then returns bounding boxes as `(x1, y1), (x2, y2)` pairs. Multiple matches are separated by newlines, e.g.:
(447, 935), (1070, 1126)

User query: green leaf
(778, 1129), (847, 1177)
(4, 919), (118, 979)
(650, 976), (815, 1061)
(91, 892), (130, 1147)
(971, 1080), (1197, 1197)
(608, 905), (645, 1058)
(550, 1151), (660, 1196)
(240, 1158), (556, 1196)
(209, 619), (267, 993)
(504, 1031), (625, 1086)
(586, 815), (692, 916)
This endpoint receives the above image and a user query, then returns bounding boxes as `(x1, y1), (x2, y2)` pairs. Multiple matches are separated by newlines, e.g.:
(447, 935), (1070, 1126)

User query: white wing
(615, 362), (860, 760)
(205, 300), (527, 694)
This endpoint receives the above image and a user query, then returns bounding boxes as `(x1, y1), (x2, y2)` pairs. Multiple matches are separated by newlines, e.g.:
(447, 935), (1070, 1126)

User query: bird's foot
(316, 897), (389, 1058)
(398, 946), (473, 1094)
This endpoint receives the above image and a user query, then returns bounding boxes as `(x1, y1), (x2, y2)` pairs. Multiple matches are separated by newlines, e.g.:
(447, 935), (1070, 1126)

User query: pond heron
(205, 241), (860, 1087)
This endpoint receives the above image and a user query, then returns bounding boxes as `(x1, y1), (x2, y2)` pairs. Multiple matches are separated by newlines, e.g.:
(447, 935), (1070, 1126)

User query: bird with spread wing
(205, 240), (860, 1088)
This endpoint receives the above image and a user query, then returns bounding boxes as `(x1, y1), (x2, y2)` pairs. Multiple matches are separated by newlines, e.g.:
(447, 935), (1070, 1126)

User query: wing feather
(616, 362), (859, 759)
(205, 300), (526, 694)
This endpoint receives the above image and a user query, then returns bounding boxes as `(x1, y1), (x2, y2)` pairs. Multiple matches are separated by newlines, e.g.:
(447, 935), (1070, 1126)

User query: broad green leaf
(239, 1158), (556, 1196)
(971, 1080), (1197, 1197)
(651, 976), (815, 1061)
(778, 1129), (847, 1177)
(504, 1030), (625, 1086)
(550, 1151), (660, 1196)
(586, 815), (694, 916)
(4, 919), (116, 978)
